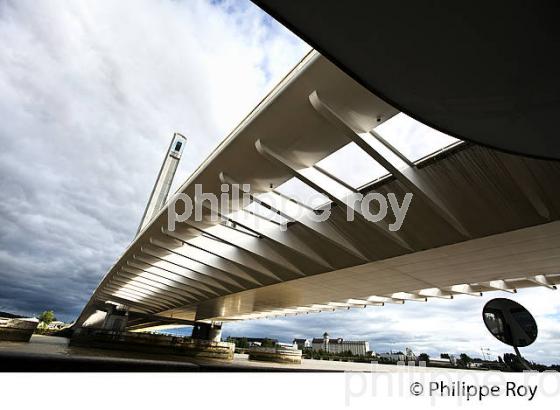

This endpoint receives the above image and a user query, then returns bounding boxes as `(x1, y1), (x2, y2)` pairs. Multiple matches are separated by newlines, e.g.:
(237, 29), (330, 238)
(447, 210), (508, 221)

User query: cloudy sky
(0, 0), (558, 364)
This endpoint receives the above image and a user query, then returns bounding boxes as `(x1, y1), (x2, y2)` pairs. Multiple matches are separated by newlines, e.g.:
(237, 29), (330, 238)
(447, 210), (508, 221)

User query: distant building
(405, 347), (416, 360)
(429, 355), (461, 368)
(310, 332), (370, 356)
(293, 338), (311, 350)
(378, 348), (416, 362)
(227, 337), (278, 347)
(429, 357), (453, 367)
(378, 352), (406, 362)
(440, 353), (458, 366)
(47, 321), (67, 330)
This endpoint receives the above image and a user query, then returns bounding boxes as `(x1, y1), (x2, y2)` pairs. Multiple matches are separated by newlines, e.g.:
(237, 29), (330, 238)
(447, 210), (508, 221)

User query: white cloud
(0, 0), (309, 317)
(224, 287), (560, 365)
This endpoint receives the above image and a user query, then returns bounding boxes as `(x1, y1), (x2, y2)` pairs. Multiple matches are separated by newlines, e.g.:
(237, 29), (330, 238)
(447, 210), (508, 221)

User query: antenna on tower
(137, 132), (186, 235)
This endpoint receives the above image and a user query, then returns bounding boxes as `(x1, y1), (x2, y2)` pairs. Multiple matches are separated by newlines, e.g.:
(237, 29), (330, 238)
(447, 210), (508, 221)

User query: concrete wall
(71, 329), (234, 360)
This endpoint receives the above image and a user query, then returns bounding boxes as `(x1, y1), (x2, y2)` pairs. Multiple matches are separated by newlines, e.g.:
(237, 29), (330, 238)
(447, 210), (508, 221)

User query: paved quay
(1, 335), (475, 372)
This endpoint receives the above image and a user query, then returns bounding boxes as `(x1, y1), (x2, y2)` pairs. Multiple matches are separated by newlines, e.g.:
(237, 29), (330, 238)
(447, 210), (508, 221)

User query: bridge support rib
(309, 90), (471, 239)
(255, 138), (413, 252)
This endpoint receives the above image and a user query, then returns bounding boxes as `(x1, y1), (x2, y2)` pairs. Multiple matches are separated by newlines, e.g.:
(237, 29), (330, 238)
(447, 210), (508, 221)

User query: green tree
(418, 353), (430, 364)
(226, 337), (248, 349)
(261, 338), (275, 348)
(38, 310), (56, 325)
(458, 353), (473, 368)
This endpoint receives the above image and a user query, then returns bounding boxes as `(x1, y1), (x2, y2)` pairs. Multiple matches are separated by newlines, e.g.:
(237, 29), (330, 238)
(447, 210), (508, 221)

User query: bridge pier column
(79, 303), (128, 332)
(101, 304), (129, 332)
(191, 322), (222, 342)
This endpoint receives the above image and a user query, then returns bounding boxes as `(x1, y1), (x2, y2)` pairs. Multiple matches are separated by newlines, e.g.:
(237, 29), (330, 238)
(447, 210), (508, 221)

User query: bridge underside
(251, 1), (560, 160)
(77, 51), (560, 332)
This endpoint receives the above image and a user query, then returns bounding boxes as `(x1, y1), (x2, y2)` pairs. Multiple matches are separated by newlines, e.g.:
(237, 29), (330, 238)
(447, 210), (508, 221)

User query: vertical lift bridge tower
(137, 133), (186, 234)
(84, 133), (188, 333)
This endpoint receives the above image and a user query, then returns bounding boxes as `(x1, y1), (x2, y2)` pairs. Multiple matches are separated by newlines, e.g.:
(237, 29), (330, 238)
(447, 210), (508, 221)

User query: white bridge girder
(77, 50), (560, 329)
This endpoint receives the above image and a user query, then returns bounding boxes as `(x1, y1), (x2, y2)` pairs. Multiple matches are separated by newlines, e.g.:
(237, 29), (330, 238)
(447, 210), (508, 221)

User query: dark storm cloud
(0, 0), (309, 321)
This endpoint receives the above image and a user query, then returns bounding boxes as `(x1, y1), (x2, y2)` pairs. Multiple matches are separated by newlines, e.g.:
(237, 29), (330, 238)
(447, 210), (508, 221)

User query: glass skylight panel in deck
(374, 113), (459, 162)
(315, 142), (389, 189)
(274, 177), (329, 209)
(359, 132), (411, 170)
(299, 166), (353, 199)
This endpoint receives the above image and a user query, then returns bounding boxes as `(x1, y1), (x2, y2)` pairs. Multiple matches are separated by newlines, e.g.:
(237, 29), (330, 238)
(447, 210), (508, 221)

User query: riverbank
(0, 335), (475, 372)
